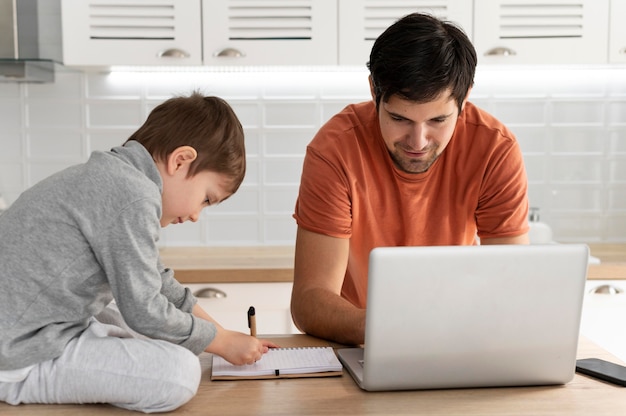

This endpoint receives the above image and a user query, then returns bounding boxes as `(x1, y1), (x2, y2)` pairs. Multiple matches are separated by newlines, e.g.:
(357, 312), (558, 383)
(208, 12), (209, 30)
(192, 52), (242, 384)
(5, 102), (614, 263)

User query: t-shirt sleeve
(293, 145), (353, 239)
(475, 137), (530, 239)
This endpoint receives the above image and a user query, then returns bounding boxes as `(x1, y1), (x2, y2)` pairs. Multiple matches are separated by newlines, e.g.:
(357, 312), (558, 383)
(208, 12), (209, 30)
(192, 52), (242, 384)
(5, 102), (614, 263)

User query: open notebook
(211, 346), (342, 380)
(337, 244), (589, 391)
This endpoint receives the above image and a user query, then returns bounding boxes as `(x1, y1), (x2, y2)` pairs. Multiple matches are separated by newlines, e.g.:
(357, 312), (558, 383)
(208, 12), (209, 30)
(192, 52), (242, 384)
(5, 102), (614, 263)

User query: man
(291, 13), (529, 346)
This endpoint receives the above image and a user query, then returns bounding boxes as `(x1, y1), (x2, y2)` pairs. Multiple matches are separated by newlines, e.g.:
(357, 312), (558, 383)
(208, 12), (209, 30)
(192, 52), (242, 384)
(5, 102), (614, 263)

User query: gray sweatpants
(0, 305), (202, 413)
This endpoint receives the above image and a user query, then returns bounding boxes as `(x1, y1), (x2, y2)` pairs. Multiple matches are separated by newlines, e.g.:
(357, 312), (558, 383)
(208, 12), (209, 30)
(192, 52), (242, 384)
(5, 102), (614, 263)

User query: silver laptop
(337, 244), (589, 391)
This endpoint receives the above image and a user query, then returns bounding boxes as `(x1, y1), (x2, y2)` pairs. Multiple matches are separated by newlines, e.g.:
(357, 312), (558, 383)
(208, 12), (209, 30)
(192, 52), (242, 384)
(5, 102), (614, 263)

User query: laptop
(337, 244), (589, 391)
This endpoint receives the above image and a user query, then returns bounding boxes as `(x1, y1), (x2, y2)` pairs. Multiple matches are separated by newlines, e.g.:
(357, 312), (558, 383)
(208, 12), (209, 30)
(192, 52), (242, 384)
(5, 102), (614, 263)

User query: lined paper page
(212, 347), (342, 377)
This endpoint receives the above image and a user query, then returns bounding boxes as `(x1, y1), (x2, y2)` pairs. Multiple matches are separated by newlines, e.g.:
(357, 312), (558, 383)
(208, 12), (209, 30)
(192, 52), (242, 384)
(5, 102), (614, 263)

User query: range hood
(0, 0), (62, 83)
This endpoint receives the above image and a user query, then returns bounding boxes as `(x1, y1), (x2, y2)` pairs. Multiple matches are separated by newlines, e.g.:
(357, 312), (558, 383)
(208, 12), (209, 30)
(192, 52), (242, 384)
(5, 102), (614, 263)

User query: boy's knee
(128, 347), (202, 413)
(162, 348), (201, 409)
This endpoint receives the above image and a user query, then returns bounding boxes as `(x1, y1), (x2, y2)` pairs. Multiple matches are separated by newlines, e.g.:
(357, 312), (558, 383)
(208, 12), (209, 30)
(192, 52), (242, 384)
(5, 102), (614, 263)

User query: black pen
(247, 306), (257, 337)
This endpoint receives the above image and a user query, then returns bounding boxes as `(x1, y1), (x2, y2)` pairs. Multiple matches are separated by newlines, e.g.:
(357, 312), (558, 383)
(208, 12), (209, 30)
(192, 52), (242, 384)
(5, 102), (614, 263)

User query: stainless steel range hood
(0, 0), (62, 83)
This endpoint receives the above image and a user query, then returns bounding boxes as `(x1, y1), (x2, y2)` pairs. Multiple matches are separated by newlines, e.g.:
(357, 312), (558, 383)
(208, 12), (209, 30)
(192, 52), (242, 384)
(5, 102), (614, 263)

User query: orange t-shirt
(294, 100), (529, 308)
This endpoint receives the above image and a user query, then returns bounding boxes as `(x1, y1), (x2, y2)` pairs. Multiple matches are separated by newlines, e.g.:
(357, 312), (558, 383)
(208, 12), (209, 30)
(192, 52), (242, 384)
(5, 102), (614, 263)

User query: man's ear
(461, 87), (473, 112)
(165, 146), (198, 175)
(368, 75), (376, 102)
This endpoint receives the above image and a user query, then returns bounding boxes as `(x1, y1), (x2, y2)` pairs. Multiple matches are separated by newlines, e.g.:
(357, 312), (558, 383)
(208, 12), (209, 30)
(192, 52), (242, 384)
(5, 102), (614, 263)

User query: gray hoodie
(0, 141), (216, 371)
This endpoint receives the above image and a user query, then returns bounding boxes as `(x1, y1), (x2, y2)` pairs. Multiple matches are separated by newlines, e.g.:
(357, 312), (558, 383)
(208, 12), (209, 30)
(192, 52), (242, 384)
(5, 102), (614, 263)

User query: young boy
(0, 92), (277, 412)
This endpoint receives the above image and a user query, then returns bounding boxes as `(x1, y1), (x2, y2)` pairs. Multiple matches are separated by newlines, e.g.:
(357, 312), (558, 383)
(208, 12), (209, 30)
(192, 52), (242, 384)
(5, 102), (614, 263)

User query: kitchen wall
(0, 65), (625, 245)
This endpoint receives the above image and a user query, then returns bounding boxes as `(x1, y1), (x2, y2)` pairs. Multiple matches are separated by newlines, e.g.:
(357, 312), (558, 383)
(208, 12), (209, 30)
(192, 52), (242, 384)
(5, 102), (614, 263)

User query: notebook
(337, 244), (589, 391)
(211, 346), (343, 380)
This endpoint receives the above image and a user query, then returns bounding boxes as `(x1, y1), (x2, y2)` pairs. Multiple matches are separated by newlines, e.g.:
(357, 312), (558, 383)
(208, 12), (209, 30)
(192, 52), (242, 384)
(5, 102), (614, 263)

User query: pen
(247, 306), (257, 337)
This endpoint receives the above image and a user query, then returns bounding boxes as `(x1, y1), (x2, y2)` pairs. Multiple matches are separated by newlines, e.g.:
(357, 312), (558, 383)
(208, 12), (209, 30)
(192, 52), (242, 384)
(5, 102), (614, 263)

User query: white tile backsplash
(551, 100), (606, 125)
(490, 100), (547, 124)
(608, 101), (626, 124)
(0, 83), (21, 98)
(0, 130), (22, 159)
(609, 187), (626, 209)
(205, 216), (261, 245)
(264, 129), (314, 155)
(551, 127), (606, 154)
(609, 129), (626, 153)
(87, 101), (143, 127)
(1, 66), (626, 245)
(26, 100), (82, 128)
(264, 102), (318, 127)
(86, 75), (143, 99)
(28, 129), (83, 158)
(550, 186), (603, 210)
(263, 216), (297, 243)
(521, 156), (547, 182)
(29, 161), (75, 185)
(609, 157), (626, 182)
(0, 100), (23, 131)
(26, 72), (82, 98)
(551, 156), (604, 182)
(88, 130), (135, 153)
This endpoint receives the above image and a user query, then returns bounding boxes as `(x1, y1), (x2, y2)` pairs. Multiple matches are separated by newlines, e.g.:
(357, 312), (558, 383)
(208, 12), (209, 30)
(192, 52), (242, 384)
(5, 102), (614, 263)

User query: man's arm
(290, 227), (366, 345)
(480, 233), (529, 245)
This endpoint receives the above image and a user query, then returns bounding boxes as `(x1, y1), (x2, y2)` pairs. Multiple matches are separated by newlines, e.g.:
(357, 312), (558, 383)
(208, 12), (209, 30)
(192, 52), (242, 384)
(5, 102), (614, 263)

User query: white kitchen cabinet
(185, 283), (300, 335)
(59, 0), (622, 68)
(609, 0), (626, 63)
(473, 0), (609, 65)
(202, 0), (337, 66)
(61, 0), (202, 66)
(338, 0), (474, 66)
(582, 280), (626, 363)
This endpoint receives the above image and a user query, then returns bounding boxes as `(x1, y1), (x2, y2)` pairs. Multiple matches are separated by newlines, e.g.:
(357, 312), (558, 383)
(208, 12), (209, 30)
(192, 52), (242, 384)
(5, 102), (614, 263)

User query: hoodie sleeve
(91, 198), (215, 355)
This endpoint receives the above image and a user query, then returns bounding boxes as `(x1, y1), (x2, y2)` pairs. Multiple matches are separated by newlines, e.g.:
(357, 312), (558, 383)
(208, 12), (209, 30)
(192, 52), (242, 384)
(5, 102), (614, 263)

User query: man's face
(377, 91), (462, 173)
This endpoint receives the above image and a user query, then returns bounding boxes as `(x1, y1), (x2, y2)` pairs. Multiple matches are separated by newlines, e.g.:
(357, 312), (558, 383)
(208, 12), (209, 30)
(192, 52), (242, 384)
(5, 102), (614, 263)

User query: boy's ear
(166, 146), (198, 175)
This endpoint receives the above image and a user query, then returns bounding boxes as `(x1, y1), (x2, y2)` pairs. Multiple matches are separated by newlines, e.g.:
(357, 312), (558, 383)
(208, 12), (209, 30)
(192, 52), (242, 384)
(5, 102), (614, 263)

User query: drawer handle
(193, 288), (227, 298)
(213, 47), (246, 58)
(157, 48), (191, 58)
(484, 47), (517, 57)
(589, 284), (624, 295)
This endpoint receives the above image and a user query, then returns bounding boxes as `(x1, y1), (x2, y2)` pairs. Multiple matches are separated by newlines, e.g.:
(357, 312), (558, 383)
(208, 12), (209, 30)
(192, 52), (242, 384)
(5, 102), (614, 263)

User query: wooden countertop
(162, 243), (626, 283)
(161, 246), (294, 283)
(587, 243), (626, 280)
(3, 334), (626, 415)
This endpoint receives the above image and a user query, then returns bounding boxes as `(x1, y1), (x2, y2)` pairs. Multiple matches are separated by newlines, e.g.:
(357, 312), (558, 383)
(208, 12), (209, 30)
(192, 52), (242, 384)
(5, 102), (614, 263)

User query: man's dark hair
(367, 12), (477, 112)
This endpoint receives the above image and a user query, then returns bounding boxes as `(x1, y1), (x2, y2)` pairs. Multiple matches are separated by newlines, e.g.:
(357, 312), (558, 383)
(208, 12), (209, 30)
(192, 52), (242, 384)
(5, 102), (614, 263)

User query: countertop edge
(164, 244), (626, 283)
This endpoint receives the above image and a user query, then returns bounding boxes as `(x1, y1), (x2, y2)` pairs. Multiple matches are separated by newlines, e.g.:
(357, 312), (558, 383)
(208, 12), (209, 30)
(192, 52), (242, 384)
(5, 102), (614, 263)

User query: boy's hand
(205, 328), (279, 365)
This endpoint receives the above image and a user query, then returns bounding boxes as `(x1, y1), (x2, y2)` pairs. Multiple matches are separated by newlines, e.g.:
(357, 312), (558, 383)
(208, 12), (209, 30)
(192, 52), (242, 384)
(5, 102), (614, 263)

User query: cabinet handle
(620, 47), (626, 55)
(157, 48), (191, 59)
(484, 47), (517, 57)
(589, 284), (624, 295)
(193, 287), (227, 298)
(213, 47), (246, 58)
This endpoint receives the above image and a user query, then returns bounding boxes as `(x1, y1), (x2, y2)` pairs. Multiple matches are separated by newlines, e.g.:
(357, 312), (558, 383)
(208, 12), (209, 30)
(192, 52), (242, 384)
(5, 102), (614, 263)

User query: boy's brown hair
(127, 92), (246, 194)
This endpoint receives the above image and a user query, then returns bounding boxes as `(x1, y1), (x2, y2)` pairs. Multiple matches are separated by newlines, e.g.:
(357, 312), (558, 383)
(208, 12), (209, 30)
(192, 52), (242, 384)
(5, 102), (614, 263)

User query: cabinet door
(186, 283), (299, 335)
(338, 0), (474, 66)
(609, 0), (626, 63)
(473, 0), (609, 64)
(61, 0), (202, 66)
(202, 0), (337, 66)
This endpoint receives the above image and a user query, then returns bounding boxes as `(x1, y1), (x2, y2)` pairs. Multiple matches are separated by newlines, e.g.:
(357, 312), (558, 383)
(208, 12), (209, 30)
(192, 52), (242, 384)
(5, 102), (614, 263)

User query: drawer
(185, 282), (300, 335)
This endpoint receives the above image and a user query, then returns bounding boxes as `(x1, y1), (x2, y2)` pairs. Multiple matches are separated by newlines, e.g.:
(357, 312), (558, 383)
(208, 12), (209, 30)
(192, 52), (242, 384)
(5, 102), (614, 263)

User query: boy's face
(158, 146), (232, 227)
